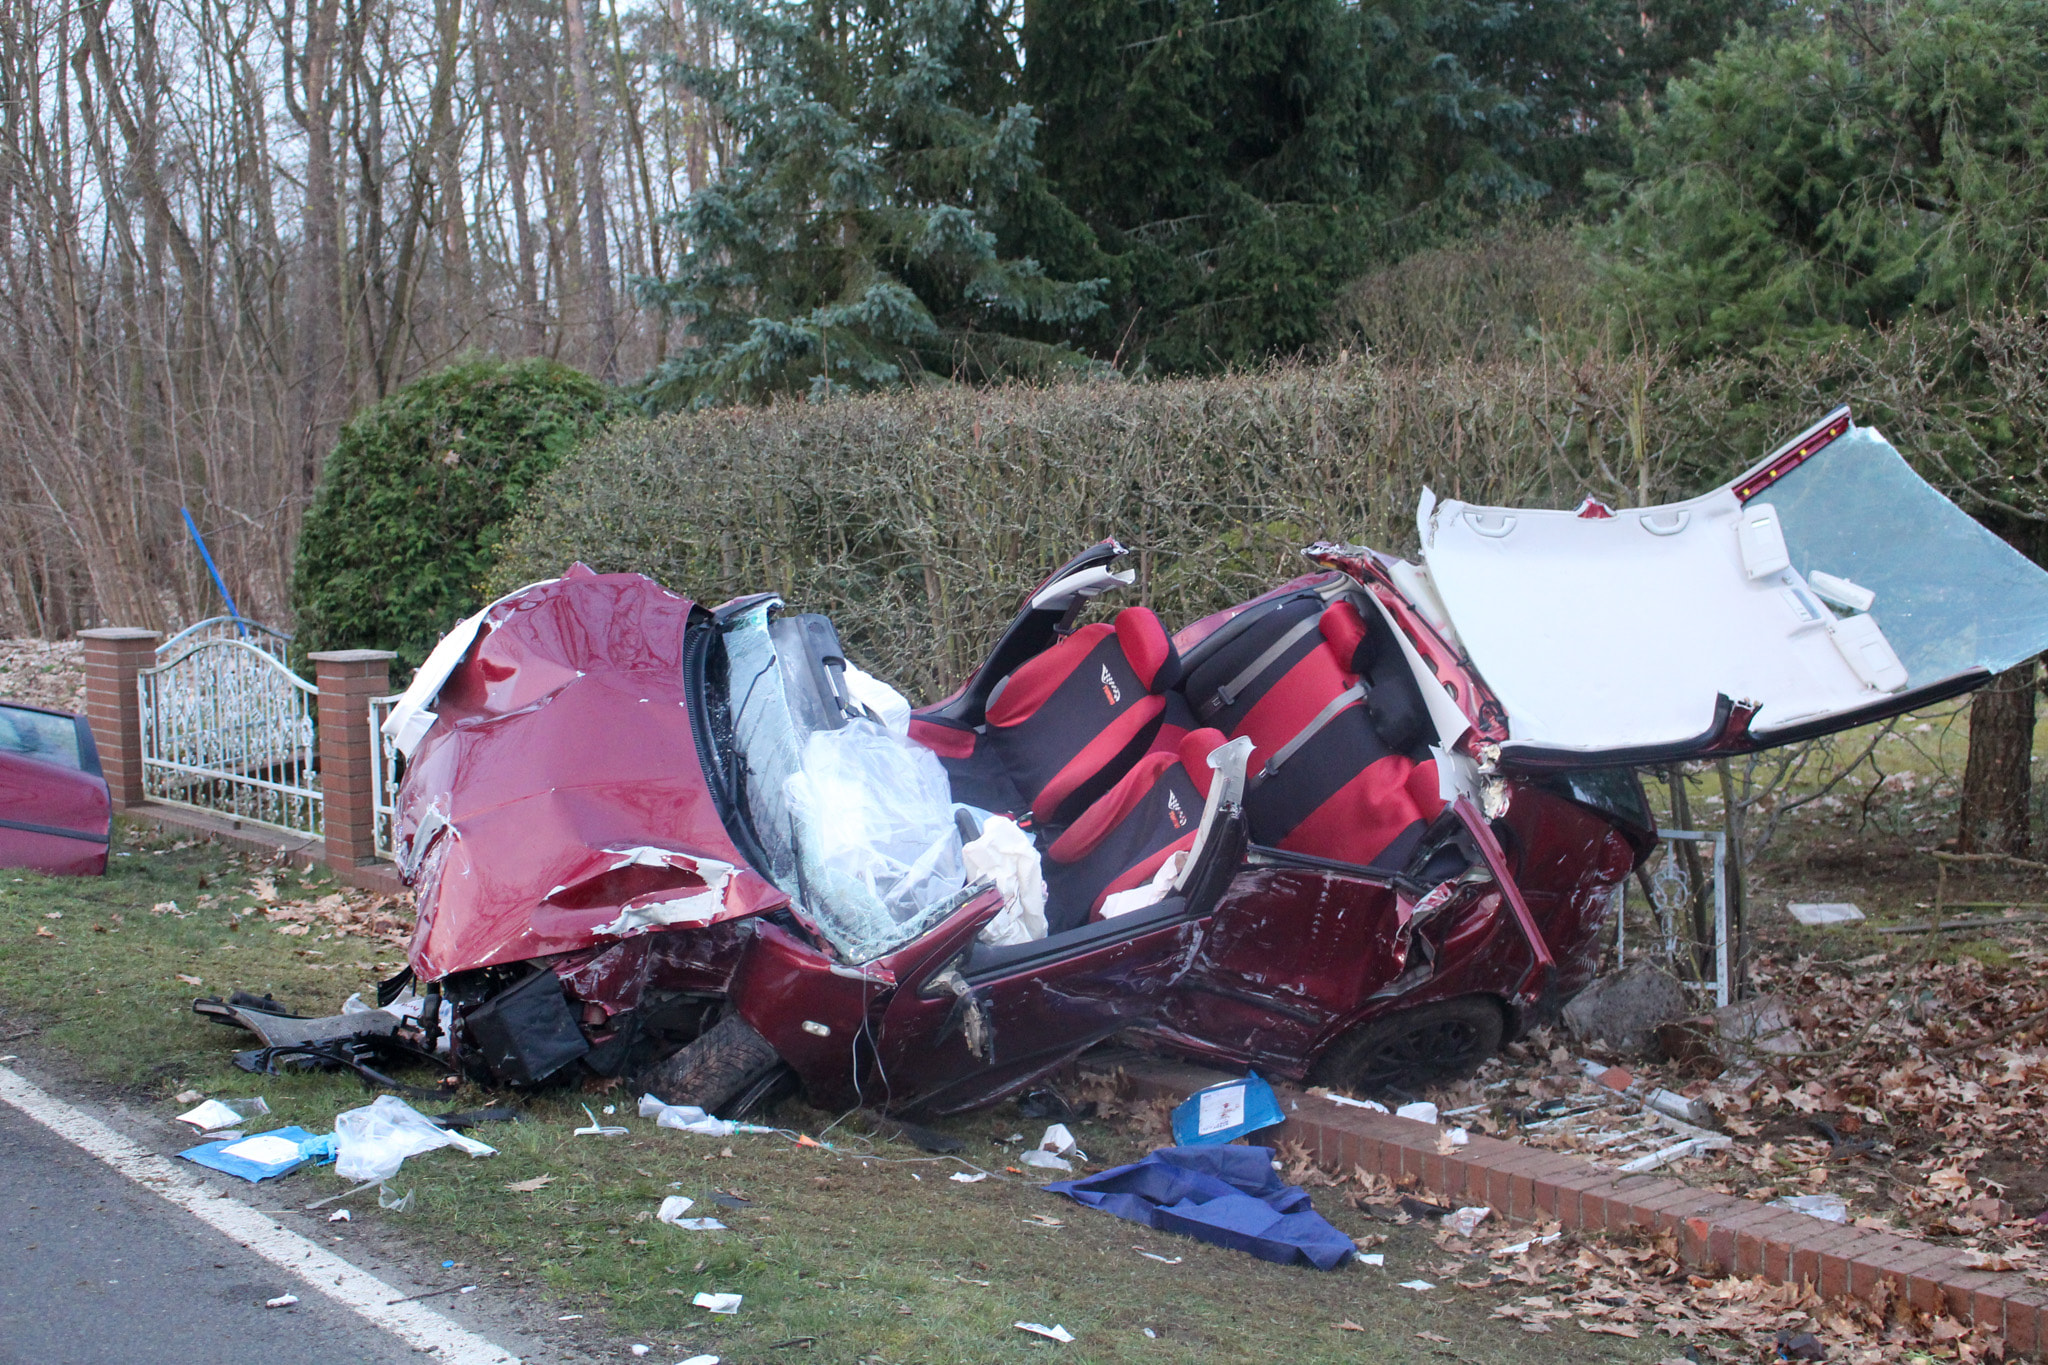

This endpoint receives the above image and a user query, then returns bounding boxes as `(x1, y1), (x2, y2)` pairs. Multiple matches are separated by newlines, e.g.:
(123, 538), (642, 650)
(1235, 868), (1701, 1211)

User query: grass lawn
(0, 823), (1683, 1364)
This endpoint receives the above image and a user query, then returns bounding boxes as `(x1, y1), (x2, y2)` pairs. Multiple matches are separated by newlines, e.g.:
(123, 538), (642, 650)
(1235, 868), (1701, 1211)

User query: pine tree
(637, 0), (1110, 407)
(1022, 0), (1541, 373)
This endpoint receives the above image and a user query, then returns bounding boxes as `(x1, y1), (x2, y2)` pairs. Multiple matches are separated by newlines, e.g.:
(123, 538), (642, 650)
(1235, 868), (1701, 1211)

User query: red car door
(0, 704), (112, 876)
(865, 752), (1259, 1116)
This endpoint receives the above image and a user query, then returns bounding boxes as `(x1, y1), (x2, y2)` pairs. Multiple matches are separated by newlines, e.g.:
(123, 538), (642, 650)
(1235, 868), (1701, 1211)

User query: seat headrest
(1178, 726), (1228, 799)
(1114, 608), (1183, 693)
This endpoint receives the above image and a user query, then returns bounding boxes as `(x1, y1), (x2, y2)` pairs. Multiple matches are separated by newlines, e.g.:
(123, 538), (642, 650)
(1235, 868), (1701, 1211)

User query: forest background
(3, 0), (2044, 849)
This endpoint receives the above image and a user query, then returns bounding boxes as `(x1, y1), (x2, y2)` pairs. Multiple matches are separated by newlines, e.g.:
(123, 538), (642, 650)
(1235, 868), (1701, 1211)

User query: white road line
(0, 1065), (520, 1364)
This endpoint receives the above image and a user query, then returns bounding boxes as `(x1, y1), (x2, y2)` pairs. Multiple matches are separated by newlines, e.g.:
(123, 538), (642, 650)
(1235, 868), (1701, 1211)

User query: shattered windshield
(1761, 427), (2048, 697)
(718, 603), (968, 961)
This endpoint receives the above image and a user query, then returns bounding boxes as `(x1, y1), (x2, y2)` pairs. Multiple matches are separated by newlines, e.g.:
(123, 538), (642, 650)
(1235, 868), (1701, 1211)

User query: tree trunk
(1957, 657), (2040, 855)
(563, 0), (617, 380)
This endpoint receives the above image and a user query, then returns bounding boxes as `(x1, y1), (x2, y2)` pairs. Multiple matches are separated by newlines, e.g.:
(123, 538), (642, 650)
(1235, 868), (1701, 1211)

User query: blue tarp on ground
(1045, 1144), (1354, 1270)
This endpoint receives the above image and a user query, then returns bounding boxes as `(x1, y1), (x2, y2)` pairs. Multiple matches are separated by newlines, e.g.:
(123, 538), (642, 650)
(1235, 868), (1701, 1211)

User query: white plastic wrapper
(332, 1095), (496, 1182)
(784, 720), (966, 946)
(964, 816), (1047, 945)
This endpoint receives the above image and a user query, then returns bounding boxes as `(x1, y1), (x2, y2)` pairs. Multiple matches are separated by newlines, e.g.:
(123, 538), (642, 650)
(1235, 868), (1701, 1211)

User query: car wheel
(1312, 996), (1505, 1096)
(638, 1013), (789, 1118)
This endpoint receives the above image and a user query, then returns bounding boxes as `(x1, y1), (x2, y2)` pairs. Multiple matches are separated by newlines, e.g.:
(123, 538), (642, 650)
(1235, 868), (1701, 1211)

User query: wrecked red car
(0, 700), (111, 876)
(383, 408), (2048, 1115)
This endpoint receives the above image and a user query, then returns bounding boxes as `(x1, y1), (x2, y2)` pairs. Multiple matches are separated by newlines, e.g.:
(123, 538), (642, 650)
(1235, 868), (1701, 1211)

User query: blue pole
(179, 506), (247, 636)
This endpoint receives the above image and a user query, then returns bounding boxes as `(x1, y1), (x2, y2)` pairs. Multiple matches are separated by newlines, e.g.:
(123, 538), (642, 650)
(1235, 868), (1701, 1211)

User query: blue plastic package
(180, 1126), (329, 1182)
(1170, 1072), (1284, 1146)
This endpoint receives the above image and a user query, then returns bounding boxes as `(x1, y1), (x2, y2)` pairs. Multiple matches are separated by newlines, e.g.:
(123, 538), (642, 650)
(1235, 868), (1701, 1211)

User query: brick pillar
(311, 649), (396, 869)
(78, 627), (161, 806)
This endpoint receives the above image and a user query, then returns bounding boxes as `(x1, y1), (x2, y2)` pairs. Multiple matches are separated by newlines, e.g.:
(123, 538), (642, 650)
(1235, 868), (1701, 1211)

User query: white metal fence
(369, 693), (404, 858)
(138, 634), (322, 836)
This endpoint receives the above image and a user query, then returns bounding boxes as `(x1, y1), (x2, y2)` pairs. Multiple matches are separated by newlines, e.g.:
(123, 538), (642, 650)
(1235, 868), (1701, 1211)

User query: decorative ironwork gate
(138, 635), (322, 836)
(369, 692), (404, 859)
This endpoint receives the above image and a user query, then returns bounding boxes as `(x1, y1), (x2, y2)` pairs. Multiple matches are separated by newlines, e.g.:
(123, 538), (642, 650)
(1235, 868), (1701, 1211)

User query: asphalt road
(0, 1097), (431, 1364)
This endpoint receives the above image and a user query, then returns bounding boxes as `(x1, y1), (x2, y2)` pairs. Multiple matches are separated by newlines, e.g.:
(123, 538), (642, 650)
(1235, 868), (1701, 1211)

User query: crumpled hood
(394, 567), (787, 980)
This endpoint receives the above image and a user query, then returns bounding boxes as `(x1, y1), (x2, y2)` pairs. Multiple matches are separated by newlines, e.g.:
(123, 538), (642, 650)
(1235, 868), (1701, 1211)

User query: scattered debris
(1170, 1073), (1283, 1146)
(1788, 901), (1865, 926)
(264, 1293), (298, 1309)
(573, 1103), (628, 1137)
(1013, 1322), (1075, 1343)
(181, 1127), (326, 1182)
(503, 1175), (554, 1193)
(950, 1171), (988, 1183)
(1393, 1101), (1438, 1124)
(328, 1208), (351, 1223)
(657, 1196), (726, 1231)
(1444, 1206), (1491, 1237)
(692, 1292), (742, 1314)
(1769, 1193), (1849, 1224)
(175, 1096), (268, 1131)
(333, 1096), (496, 1181)
(1398, 1279), (1434, 1291)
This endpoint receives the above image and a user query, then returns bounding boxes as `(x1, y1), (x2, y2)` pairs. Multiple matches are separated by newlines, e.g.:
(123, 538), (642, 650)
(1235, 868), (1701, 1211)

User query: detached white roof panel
(1417, 416), (2048, 763)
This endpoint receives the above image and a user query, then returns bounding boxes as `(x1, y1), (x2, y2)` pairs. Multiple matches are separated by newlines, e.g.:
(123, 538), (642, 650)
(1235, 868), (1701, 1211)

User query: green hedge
(493, 328), (2042, 703)
(292, 357), (619, 676)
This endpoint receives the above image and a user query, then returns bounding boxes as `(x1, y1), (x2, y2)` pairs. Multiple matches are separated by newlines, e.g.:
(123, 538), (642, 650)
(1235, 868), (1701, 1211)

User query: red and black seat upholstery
(972, 607), (1188, 826)
(1041, 727), (1226, 932)
(1182, 595), (1444, 870)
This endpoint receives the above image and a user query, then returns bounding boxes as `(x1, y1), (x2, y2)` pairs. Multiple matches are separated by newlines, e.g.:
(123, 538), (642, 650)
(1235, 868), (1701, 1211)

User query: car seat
(972, 607), (1189, 826)
(1182, 595), (1444, 868)
(1041, 727), (1227, 932)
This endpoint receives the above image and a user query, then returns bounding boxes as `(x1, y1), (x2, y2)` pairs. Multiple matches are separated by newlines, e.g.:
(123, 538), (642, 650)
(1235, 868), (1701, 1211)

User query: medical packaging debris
(329, 1208), (351, 1223)
(657, 1195), (727, 1231)
(950, 1171), (989, 1183)
(692, 1292), (742, 1314)
(1019, 1123), (1082, 1171)
(1047, 1144), (1355, 1270)
(1393, 1101), (1438, 1124)
(175, 1096), (269, 1131)
(574, 1103), (628, 1137)
(1444, 1206), (1492, 1236)
(1169, 1072), (1284, 1146)
(181, 1126), (329, 1182)
(265, 1293), (299, 1308)
(638, 1094), (775, 1137)
(1398, 1279), (1434, 1291)
(379, 1186), (416, 1213)
(1787, 901), (1865, 927)
(332, 1095), (496, 1182)
(1014, 1322), (1075, 1342)
(1769, 1193), (1850, 1223)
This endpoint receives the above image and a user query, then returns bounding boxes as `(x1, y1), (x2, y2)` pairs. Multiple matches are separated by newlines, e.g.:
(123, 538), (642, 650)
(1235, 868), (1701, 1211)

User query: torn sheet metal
(382, 576), (562, 759)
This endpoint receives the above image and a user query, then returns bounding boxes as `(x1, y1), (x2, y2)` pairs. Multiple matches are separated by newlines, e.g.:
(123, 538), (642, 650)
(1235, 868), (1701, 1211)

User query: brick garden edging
(1105, 1055), (2045, 1359)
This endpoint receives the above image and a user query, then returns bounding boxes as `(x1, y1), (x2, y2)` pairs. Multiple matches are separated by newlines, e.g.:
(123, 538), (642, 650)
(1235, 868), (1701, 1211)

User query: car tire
(1311, 996), (1505, 1097)
(638, 1013), (789, 1118)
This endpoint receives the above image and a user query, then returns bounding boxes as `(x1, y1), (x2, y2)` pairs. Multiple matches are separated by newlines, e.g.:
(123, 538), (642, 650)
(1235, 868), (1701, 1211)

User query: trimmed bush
(493, 355), (1757, 702)
(292, 357), (618, 676)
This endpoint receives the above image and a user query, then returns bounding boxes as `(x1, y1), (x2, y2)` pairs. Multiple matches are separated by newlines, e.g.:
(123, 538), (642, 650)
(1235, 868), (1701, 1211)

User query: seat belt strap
(1260, 683), (1367, 779)
(1201, 614), (1322, 720)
